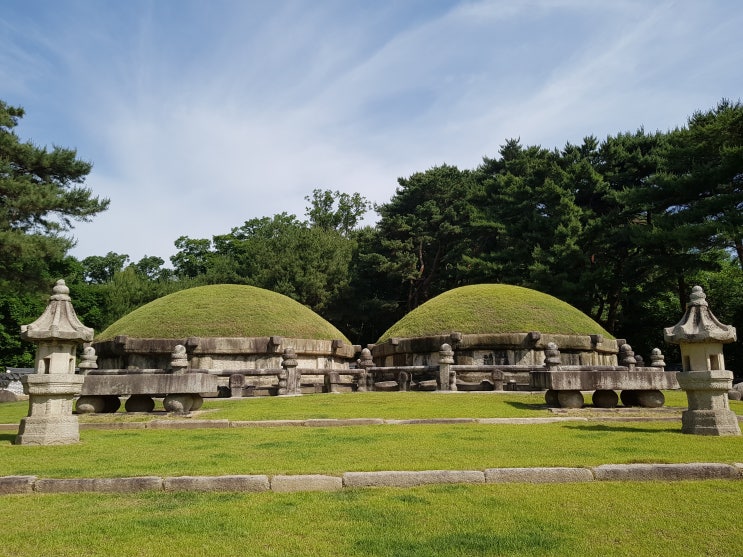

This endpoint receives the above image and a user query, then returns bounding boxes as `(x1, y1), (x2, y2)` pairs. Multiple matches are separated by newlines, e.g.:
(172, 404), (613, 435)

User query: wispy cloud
(1, 0), (741, 264)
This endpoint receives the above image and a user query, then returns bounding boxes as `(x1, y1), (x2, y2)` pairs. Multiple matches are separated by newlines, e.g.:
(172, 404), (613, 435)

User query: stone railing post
(77, 346), (98, 375)
(544, 342), (561, 371)
(650, 348), (666, 370)
(170, 345), (189, 375)
(281, 348), (301, 396)
(438, 344), (456, 391)
(15, 280), (92, 445)
(356, 348), (374, 392)
(619, 344), (637, 371)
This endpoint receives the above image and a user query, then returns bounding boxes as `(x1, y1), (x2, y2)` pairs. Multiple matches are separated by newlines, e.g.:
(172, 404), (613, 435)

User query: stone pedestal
(15, 374), (85, 445)
(676, 370), (741, 436)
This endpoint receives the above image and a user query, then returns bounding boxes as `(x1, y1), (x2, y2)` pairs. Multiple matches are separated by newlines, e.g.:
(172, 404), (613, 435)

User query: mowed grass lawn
(0, 392), (741, 556)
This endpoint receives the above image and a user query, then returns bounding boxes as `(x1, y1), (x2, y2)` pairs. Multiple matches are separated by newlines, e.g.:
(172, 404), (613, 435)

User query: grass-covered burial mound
(378, 284), (611, 342)
(96, 284), (350, 342)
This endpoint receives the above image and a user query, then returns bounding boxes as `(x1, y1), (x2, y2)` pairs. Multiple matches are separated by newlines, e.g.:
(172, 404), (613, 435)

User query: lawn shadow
(503, 401), (548, 411)
(0, 433), (17, 444)
(562, 423), (681, 434)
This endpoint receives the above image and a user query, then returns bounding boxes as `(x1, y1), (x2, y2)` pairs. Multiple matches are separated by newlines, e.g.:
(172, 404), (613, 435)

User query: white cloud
(2, 0), (742, 264)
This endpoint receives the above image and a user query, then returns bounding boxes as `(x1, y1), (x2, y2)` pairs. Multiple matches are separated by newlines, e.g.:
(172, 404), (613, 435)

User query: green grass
(96, 284), (349, 341)
(0, 482), (741, 556)
(378, 284), (613, 341)
(0, 390), (699, 423)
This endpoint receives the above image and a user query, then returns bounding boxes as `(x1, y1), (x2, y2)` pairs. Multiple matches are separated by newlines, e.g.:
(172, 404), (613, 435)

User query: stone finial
(170, 345), (189, 374)
(357, 348), (374, 370)
(664, 286), (737, 344)
(544, 342), (561, 370)
(619, 344), (636, 370)
(439, 343), (454, 365)
(77, 346), (98, 375)
(20, 280), (93, 342)
(650, 348), (666, 370)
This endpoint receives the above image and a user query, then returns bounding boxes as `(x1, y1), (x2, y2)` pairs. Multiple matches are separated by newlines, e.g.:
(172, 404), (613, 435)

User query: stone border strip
(1, 414), (734, 432)
(2, 463), (740, 495)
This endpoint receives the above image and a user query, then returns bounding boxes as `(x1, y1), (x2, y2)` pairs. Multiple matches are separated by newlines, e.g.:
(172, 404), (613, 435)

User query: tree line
(2, 99), (742, 375)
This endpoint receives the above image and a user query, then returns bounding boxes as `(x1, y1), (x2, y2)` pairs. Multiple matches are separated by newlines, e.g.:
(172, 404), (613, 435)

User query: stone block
(270, 475), (343, 492)
(163, 475), (270, 492)
(485, 467), (594, 483)
(149, 419), (230, 429)
(304, 418), (385, 427)
(34, 477), (163, 493)
(592, 463), (739, 482)
(230, 420), (306, 427)
(342, 470), (485, 488)
(0, 476), (36, 494)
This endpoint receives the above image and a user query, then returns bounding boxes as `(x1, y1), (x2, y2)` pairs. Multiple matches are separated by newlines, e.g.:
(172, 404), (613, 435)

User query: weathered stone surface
(728, 389), (742, 401)
(304, 418), (385, 427)
(532, 370), (679, 391)
(34, 477), (162, 493)
(342, 470), (485, 488)
(0, 476), (36, 494)
(593, 463), (739, 482)
(230, 420), (306, 428)
(81, 373), (219, 396)
(485, 467), (593, 483)
(385, 418), (477, 425)
(149, 419), (229, 429)
(270, 475), (343, 492)
(79, 422), (147, 430)
(0, 390), (18, 403)
(163, 475), (270, 492)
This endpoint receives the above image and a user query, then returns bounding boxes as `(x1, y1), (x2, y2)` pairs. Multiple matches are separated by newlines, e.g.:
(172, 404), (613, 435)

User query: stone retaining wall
(2, 463), (740, 495)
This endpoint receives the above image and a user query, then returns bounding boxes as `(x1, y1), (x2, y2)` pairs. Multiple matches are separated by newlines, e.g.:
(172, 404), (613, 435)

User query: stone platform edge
(1, 463), (741, 495)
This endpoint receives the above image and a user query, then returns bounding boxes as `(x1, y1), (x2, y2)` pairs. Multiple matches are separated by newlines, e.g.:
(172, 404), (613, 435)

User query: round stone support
(125, 394), (155, 413)
(545, 389), (559, 408)
(76, 396), (106, 414)
(635, 390), (665, 408)
(163, 394), (195, 413)
(556, 390), (584, 409)
(592, 389), (619, 408)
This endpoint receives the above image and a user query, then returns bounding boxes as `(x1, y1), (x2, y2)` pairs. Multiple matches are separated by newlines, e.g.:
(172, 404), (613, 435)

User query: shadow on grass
(503, 401), (548, 411)
(562, 423), (681, 434)
(0, 433), (17, 444)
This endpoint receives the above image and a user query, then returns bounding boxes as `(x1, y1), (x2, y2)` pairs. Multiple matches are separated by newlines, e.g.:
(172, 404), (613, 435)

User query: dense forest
(2, 99), (742, 376)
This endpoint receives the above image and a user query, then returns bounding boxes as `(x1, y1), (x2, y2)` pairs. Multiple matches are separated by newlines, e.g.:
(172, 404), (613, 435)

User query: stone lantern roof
(20, 280), (94, 342)
(663, 286), (736, 344)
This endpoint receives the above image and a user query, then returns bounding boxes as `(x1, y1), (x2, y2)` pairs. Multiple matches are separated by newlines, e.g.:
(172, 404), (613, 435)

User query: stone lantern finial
(21, 279), (94, 343)
(663, 286), (736, 345)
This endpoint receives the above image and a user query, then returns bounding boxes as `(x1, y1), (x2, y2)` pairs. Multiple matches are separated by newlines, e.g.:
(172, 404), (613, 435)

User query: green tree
(81, 251), (130, 284)
(374, 164), (482, 311)
(305, 189), (371, 235)
(0, 100), (109, 291)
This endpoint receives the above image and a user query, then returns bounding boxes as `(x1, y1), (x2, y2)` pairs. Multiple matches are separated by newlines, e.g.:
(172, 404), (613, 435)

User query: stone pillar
(664, 286), (740, 436)
(280, 348), (301, 396)
(437, 344), (456, 391)
(357, 348), (374, 391)
(15, 280), (92, 445)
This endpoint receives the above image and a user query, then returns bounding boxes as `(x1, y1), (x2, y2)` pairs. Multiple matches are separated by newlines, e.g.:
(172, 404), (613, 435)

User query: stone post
(15, 280), (92, 445)
(280, 348), (301, 396)
(356, 348), (374, 392)
(664, 285), (740, 436)
(438, 344), (456, 391)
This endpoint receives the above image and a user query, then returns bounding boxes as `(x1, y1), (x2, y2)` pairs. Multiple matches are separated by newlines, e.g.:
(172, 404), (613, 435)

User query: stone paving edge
(2, 463), (739, 495)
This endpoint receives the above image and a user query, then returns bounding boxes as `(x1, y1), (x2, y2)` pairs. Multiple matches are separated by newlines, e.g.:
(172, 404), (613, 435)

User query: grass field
(0, 391), (741, 556)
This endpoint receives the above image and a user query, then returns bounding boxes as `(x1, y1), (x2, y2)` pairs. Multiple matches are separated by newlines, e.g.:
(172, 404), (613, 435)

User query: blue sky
(2, 0), (742, 264)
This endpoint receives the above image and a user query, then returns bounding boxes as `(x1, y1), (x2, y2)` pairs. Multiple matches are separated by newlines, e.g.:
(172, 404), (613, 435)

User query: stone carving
(664, 286), (740, 436)
(15, 280), (90, 445)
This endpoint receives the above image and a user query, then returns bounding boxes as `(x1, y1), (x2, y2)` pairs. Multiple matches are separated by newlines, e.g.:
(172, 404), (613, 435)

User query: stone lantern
(15, 280), (93, 445)
(664, 285), (740, 436)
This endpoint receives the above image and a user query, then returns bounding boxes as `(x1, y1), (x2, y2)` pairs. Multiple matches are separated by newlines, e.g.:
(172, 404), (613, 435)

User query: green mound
(96, 285), (349, 342)
(378, 284), (612, 342)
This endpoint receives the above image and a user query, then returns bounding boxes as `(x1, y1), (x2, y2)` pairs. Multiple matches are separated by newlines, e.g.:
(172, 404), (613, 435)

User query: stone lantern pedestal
(15, 280), (93, 446)
(675, 369), (740, 435)
(664, 286), (740, 436)
(16, 374), (85, 445)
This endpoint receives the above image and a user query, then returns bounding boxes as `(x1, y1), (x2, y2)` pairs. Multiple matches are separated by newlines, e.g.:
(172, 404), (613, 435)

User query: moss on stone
(96, 285), (349, 342)
(377, 284), (612, 342)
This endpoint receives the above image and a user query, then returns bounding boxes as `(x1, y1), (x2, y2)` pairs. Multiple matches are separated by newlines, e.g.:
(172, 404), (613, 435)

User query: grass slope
(96, 284), (349, 342)
(379, 284), (612, 342)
